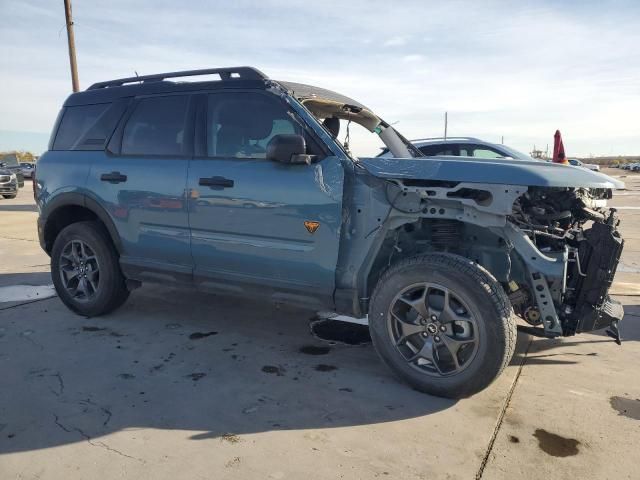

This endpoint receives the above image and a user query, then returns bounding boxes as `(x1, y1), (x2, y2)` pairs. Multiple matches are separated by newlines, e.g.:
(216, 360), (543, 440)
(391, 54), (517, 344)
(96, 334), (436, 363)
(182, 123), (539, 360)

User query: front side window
(207, 92), (302, 158)
(122, 96), (190, 156)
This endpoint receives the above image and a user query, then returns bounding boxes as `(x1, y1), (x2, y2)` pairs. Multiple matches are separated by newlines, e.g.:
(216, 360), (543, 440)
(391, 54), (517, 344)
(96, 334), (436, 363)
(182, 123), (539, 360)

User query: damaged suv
(36, 67), (624, 398)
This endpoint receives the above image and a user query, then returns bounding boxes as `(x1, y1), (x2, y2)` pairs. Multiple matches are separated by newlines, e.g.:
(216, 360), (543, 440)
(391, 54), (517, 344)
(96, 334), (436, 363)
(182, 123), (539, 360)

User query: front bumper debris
(561, 212), (624, 336)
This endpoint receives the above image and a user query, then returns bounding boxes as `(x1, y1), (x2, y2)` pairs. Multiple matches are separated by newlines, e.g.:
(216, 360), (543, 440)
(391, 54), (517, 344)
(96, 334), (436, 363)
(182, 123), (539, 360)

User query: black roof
(63, 67), (369, 112)
(64, 67), (269, 107)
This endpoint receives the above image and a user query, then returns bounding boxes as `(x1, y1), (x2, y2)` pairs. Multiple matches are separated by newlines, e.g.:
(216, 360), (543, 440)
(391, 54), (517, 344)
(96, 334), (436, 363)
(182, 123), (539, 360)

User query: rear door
(86, 93), (195, 282)
(187, 90), (344, 305)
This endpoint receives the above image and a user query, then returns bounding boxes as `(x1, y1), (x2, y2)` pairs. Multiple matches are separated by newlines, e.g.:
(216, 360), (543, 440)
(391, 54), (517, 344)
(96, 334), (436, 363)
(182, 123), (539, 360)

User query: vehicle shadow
(1, 280), (467, 456)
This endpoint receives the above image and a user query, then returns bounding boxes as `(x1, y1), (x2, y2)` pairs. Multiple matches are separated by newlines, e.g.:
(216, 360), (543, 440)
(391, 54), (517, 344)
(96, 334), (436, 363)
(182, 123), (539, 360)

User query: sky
(1, 0), (639, 157)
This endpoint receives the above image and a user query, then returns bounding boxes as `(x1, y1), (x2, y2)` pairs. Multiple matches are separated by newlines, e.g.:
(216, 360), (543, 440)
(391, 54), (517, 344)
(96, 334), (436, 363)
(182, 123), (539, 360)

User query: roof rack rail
(88, 66), (268, 90)
(411, 137), (483, 143)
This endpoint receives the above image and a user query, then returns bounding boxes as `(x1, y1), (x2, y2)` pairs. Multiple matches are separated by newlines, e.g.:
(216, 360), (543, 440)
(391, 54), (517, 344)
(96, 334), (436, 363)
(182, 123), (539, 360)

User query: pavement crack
(91, 440), (141, 462)
(101, 407), (113, 427)
(52, 414), (144, 463)
(0, 296), (56, 311)
(0, 235), (39, 243)
(476, 337), (532, 480)
(51, 373), (64, 396)
(79, 398), (113, 427)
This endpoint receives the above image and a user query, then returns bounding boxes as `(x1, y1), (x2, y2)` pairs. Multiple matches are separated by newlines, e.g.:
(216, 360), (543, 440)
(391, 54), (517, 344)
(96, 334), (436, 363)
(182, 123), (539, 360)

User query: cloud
(0, 0), (639, 156)
(383, 36), (408, 47)
(402, 54), (424, 62)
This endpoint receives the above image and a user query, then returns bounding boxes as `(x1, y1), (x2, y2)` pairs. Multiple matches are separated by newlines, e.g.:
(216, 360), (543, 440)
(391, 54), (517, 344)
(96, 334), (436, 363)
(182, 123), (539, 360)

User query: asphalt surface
(1, 171), (638, 479)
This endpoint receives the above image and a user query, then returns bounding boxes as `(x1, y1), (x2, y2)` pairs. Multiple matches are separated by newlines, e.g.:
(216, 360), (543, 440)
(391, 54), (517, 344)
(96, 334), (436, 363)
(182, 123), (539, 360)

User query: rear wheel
(51, 221), (129, 316)
(2, 194), (16, 199)
(369, 254), (516, 398)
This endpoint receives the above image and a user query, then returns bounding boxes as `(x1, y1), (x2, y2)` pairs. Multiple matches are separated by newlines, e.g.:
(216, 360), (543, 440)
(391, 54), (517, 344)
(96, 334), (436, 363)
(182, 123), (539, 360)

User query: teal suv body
(36, 67), (625, 398)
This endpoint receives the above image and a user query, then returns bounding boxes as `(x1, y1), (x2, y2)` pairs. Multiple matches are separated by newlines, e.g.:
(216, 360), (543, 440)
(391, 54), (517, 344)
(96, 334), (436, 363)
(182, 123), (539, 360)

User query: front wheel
(2, 194), (17, 199)
(368, 254), (516, 398)
(51, 221), (129, 317)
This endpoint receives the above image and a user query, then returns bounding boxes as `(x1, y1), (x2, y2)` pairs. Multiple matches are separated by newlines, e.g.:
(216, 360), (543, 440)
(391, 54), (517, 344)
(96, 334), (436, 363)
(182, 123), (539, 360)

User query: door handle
(199, 176), (234, 188)
(100, 171), (128, 183)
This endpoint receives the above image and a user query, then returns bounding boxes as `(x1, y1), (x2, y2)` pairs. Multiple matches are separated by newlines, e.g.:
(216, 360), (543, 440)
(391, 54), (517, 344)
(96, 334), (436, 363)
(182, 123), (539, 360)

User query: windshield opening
(298, 98), (421, 159)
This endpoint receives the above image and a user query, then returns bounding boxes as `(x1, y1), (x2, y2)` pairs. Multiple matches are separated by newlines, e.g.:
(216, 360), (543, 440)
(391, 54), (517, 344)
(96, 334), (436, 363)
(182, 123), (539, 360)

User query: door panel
(188, 91), (344, 299)
(86, 94), (194, 280)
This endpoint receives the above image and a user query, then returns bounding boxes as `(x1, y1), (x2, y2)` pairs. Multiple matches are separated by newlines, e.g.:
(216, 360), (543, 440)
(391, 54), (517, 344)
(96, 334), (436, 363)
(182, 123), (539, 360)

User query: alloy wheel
(387, 282), (479, 376)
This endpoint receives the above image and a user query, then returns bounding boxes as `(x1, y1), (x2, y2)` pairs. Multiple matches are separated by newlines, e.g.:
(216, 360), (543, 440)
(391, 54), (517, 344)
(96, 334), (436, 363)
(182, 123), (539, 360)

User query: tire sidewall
(369, 255), (509, 397)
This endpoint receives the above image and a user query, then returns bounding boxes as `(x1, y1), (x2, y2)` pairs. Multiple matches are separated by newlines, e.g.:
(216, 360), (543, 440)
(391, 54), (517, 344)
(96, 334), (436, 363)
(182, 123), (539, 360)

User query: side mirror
(266, 134), (314, 165)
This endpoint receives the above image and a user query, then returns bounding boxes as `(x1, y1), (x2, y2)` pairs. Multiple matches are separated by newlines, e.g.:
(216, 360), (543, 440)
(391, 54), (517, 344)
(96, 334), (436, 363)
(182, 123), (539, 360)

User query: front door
(187, 90), (344, 304)
(86, 94), (195, 282)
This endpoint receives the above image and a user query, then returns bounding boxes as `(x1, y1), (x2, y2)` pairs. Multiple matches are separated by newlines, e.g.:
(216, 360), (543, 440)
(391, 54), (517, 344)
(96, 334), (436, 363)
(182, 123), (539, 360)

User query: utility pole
(64, 0), (79, 92)
(444, 112), (448, 140)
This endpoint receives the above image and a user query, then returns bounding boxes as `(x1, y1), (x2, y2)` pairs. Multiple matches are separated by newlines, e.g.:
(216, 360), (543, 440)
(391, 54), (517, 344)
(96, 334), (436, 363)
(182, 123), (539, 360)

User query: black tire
(369, 253), (516, 398)
(2, 194), (17, 199)
(51, 221), (129, 316)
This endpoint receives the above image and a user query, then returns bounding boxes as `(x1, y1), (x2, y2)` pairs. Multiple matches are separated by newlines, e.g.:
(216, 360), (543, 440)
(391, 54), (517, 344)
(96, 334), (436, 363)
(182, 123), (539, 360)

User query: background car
(378, 137), (535, 160)
(0, 153), (24, 187)
(20, 162), (35, 178)
(0, 168), (18, 199)
(569, 158), (600, 171)
(381, 137), (625, 189)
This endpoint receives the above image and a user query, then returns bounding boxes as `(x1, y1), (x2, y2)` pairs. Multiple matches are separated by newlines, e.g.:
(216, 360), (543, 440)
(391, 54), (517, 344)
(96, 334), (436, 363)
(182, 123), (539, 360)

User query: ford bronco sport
(36, 67), (624, 398)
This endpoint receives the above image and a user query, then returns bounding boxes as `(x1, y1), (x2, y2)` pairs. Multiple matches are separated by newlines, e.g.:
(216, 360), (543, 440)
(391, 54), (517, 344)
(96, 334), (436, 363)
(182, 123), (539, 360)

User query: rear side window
(121, 96), (190, 156)
(419, 144), (458, 156)
(53, 103), (111, 150)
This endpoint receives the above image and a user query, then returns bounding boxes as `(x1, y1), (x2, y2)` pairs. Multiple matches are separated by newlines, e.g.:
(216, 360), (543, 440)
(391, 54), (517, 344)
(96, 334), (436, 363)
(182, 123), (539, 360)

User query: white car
(568, 159), (600, 171)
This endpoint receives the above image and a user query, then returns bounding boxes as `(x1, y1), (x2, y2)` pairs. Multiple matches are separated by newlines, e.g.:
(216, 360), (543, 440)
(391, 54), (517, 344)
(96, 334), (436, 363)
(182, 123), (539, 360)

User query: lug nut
(421, 332), (428, 337)
(439, 325), (447, 332)
(434, 336), (441, 342)
(430, 315), (437, 321)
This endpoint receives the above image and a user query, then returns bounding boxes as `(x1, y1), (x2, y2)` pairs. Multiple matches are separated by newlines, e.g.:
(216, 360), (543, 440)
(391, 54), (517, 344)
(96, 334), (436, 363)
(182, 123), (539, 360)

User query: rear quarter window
(52, 101), (128, 151)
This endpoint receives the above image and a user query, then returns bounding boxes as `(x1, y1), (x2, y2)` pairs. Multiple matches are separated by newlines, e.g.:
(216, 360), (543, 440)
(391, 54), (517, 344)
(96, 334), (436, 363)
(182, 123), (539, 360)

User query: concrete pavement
(1, 171), (638, 479)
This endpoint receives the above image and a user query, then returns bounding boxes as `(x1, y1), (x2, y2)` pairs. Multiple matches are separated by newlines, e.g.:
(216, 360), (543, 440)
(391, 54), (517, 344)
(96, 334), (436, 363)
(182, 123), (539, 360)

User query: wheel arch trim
(41, 192), (123, 254)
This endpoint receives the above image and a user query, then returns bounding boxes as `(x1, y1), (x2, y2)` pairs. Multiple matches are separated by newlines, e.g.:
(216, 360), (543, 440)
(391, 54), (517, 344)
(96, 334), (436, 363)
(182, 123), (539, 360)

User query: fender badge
(304, 221), (320, 234)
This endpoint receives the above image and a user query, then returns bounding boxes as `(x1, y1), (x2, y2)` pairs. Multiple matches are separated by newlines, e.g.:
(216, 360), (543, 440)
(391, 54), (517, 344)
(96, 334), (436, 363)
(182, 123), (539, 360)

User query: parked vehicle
(383, 139), (623, 189)
(378, 137), (535, 160)
(20, 162), (35, 179)
(35, 67), (625, 398)
(0, 153), (24, 188)
(569, 158), (600, 171)
(0, 167), (18, 199)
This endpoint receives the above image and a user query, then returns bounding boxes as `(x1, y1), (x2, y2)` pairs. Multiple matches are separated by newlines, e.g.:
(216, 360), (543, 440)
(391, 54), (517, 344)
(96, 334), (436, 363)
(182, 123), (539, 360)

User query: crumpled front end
(357, 156), (625, 338)
(505, 187), (624, 339)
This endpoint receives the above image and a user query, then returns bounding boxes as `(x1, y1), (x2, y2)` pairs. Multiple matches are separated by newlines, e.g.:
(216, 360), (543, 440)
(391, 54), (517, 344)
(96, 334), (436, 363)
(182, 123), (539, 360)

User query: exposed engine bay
(508, 187), (624, 339)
